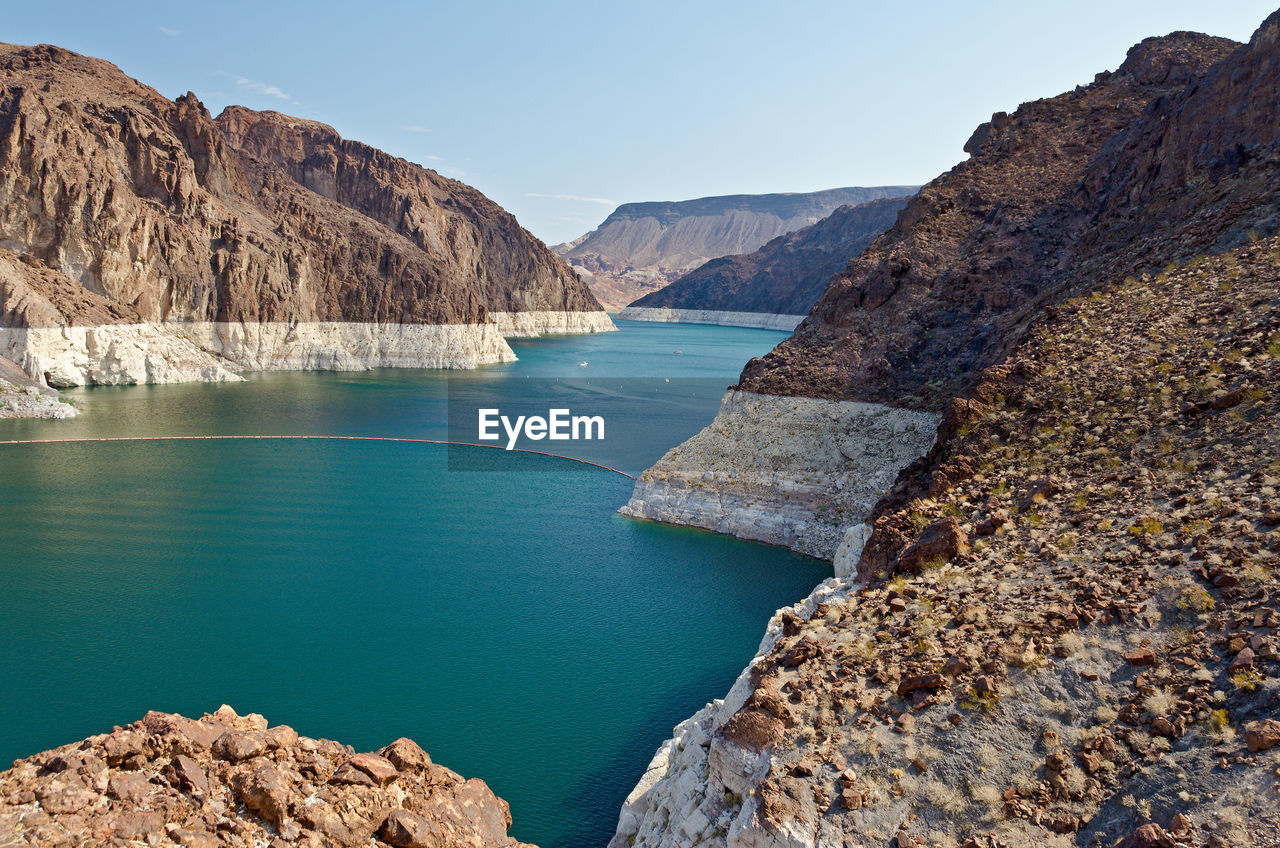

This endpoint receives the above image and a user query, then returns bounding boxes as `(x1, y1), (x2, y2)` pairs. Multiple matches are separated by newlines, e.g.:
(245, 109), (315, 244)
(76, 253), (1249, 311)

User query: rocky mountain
(615, 11), (1280, 848)
(737, 31), (1259, 409)
(0, 705), (533, 847)
(618, 195), (911, 325)
(554, 186), (916, 311)
(0, 43), (611, 392)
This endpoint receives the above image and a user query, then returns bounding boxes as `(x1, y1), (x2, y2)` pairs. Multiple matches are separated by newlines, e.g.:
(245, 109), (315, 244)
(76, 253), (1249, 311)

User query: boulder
(895, 517), (970, 573)
(213, 730), (267, 762)
(380, 738), (432, 773)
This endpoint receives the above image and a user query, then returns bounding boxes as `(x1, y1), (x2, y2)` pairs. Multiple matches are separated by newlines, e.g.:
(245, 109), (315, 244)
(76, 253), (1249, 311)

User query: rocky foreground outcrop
(556, 187), (915, 311)
(621, 196), (911, 320)
(0, 706), (532, 848)
(615, 10), (1280, 848)
(0, 42), (610, 393)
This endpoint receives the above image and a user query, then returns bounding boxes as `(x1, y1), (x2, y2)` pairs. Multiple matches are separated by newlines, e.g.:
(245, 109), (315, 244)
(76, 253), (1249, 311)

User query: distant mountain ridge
(555, 185), (916, 310)
(623, 195), (912, 317)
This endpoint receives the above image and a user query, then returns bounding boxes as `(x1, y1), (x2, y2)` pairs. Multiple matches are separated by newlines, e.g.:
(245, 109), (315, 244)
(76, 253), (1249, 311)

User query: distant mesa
(618, 195), (912, 326)
(555, 186), (916, 311)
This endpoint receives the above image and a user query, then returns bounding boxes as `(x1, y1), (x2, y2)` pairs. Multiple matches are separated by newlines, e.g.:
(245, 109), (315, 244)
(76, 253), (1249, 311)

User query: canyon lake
(0, 320), (830, 848)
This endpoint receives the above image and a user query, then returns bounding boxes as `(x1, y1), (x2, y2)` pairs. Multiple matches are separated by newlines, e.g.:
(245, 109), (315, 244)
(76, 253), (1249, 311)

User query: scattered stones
(1229, 647), (1255, 671)
(347, 753), (399, 786)
(1114, 823), (1176, 848)
(381, 737), (432, 773)
(230, 759), (294, 827)
(379, 809), (442, 848)
(780, 637), (822, 667)
(896, 673), (944, 697)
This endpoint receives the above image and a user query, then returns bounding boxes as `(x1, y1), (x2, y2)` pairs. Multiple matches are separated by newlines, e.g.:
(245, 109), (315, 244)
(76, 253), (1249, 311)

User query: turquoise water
(0, 321), (829, 847)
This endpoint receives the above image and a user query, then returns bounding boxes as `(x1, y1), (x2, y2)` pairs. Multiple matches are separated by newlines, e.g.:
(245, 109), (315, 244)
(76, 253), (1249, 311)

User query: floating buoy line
(0, 434), (635, 479)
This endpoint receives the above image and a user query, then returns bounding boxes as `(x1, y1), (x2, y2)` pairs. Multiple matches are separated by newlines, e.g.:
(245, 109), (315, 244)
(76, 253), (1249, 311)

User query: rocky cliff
(621, 29), (1240, 559)
(0, 42), (611, 392)
(617, 230), (1280, 848)
(739, 32), (1243, 409)
(620, 196), (911, 322)
(555, 187), (916, 311)
(0, 705), (533, 847)
(616, 12), (1280, 848)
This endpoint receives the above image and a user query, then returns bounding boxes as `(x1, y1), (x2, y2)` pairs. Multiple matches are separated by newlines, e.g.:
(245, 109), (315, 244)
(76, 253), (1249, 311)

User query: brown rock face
(0, 42), (600, 332)
(627, 195), (912, 314)
(739, 31), (1241, 409)
(0, 706), (533, 847)
(214, 106), (599, 318)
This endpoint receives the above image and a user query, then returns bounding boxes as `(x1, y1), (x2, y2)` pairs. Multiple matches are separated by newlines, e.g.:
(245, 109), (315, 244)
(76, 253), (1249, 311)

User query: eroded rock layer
(620, 391), (939, 562)
(614, 308), (806, 331)
(0, 706), (534, 848)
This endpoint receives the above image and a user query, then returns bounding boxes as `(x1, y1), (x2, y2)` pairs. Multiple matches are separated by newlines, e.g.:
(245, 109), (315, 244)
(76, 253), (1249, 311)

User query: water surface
(0, 321), (829, 847)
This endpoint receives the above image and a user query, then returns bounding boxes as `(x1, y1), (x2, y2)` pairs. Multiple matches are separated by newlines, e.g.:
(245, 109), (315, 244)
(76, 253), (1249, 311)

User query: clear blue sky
(5, 1), (1276, 244)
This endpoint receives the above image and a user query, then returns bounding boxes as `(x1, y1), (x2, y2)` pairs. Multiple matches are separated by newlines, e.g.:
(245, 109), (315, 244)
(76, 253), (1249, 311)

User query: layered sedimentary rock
(624, 196), (911, 318)
(555, 187), (916, 310)
(616, 15), (1280, 848)
(4, 322), (517, 388)
(0, 705), (533, 847)
(0, 43), (611, 392)
(613, 308), (806, 331)
(620, 391), (938, 563)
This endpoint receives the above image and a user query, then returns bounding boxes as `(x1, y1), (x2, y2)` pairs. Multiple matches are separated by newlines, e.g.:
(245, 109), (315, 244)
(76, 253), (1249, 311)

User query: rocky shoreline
(0, 313), (615, 395)
(489, 310), (616, 338)
(615, 308), (806, 331)
(0, 376), (75, 419)
(611, 240), (1280, 848)
(0, 322), (513, 389)
(612, 391), (940, 846)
